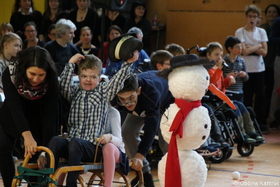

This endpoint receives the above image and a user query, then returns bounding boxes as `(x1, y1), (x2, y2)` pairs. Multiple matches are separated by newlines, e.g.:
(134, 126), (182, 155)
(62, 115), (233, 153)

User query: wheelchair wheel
(226, 149), (233, 159)
(208, 149), (227, 163)
(237, 142), (254, 156)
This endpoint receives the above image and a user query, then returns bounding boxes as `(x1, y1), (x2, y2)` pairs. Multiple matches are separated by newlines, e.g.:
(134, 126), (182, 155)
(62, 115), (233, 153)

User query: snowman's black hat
(157, 54), (214, 79)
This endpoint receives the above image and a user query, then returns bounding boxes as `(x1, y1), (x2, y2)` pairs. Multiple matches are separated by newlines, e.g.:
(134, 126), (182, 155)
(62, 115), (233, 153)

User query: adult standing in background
(41, 0), (68, 42)
(235, 5), (268, 127)
(67, 0), (100, 47)
(260, 4), (280, 125)
(0, 46), (59, 187)
(267, 16), (280, 128)
(124, 1), (152, 56)
(44, 18), (79, 76)
(10, 0), (43, 41)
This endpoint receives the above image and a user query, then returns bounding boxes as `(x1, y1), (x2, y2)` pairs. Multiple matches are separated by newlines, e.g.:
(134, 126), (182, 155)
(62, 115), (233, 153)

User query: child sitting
(150, 49), (173, 71)
(206, 42), (264, 143)
(48, 52), (137, 187)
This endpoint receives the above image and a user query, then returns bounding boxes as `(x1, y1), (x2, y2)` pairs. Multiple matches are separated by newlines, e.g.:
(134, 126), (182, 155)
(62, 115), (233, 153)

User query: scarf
(9, 63), (48, 100)
(165, 98), (201, 187)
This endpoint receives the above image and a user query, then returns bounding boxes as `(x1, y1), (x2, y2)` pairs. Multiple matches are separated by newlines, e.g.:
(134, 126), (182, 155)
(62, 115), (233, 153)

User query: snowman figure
(157, 54), (214, 187)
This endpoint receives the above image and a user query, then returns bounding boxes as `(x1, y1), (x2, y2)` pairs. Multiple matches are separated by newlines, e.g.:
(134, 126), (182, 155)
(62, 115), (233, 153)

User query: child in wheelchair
(206, 41), (264, 144)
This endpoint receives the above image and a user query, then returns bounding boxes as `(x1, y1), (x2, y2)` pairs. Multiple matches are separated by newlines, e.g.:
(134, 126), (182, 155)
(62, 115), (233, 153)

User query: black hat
(157, 54), (214, 79)
(108, 33), (143, 62)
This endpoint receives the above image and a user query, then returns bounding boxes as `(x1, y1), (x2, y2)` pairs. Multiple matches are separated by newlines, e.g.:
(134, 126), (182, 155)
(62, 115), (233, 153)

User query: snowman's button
(204, 124), (208, 129)
(202, 135), (206, 140)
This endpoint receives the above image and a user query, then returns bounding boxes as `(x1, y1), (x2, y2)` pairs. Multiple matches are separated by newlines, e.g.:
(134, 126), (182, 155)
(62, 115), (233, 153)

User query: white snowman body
(158, 64), (211, 187)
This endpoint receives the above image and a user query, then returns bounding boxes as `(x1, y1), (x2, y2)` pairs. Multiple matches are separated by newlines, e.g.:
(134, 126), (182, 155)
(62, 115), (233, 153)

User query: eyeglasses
(49, 33), (56, 36)
(25, 30), (36, 33)
(117, 100), (137, 106)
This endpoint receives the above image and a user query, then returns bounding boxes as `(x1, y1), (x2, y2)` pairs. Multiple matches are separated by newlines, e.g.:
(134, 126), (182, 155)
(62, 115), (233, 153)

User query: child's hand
(69, 53), (85, 64)
(37, 155), (47, 170)
(98, 134), (112, 144)
(216, 58), (225, 70)
(238, 71), (246, 78)
(126, 50), (139, 63)
(228, 76), (236, 85)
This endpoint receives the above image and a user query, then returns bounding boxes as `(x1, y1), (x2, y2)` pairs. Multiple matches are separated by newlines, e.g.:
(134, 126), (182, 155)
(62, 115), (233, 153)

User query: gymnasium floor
(1, 129), (280, 187)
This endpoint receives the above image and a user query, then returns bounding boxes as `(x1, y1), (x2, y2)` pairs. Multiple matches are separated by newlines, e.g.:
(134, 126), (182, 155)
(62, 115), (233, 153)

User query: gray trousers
(122, 113), (168, 173)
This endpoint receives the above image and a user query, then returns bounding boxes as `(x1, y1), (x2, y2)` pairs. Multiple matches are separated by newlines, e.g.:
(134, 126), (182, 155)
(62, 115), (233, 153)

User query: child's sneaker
(196, 146), (219, 156)
(244, 135), (256, 143)
(250, 132), (264, 142)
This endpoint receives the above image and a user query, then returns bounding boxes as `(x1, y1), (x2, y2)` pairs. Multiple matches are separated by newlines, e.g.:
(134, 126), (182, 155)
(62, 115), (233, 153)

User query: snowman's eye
(202, 135), (206, 140)
(204, 124), (208, 129)
(206, 76), (209, 80)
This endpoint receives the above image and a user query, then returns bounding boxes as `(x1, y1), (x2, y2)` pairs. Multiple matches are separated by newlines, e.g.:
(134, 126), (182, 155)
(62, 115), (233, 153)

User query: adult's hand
(22, 131), (37, 158)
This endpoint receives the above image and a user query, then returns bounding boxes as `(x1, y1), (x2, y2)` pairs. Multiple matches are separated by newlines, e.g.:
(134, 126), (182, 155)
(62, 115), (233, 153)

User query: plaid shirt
(60, 62), (131, 143)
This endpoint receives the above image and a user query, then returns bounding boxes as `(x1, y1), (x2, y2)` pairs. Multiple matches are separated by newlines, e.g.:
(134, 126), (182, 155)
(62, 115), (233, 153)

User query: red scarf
(165, 99), (201, 187)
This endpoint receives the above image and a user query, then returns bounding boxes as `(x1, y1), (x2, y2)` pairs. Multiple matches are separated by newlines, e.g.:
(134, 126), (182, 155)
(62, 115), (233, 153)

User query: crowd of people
(0, 1), (279, 187)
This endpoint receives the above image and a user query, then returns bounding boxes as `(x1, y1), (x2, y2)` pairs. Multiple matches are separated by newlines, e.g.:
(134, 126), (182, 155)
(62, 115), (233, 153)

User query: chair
(51, 140), (144, 187)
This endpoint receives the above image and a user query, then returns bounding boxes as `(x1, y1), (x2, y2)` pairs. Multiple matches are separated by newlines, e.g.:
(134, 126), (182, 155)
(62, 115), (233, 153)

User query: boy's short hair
(245, 4), (261, 16)
(118, 74), (139, 93)
(78, 55), (102, 76)
(224, 36), (241, 53)
(206, 42), (223, 55)
(150, 50), (173, 70)
(165, 43), (186, 56)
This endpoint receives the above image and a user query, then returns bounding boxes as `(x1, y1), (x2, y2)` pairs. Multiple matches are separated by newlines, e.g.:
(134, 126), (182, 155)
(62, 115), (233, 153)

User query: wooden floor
(1, 129), (280, 187)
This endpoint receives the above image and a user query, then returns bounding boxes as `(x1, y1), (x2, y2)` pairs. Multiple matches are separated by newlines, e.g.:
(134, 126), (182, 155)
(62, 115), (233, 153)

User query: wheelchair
(202, 91), (265, 164)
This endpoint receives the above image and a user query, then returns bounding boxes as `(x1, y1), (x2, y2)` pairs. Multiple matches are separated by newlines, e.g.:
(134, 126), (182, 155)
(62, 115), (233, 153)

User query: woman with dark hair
(10, 0), (43, 41)
(0, 46), (60, 187)
(67, 0), (100, 46)
(99, 25), (123, 65)
(41, 0), (68, 41)
(124, 1), (152, 55)
(23, 21), (45, 49)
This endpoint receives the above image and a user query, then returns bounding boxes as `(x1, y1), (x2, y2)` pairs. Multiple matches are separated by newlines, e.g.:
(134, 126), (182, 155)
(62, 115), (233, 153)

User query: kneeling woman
(0, 46), (59, 187)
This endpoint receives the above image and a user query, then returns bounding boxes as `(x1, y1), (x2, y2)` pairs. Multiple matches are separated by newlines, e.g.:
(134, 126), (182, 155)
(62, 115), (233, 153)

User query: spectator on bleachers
(22, 22), (45, 49)
(0, 23), (14, 39)
(10, 0), (43, 41)
(165, 43), (186, 56)
(44, 18), (79, 76)
(76, 26), (99, 56)
(99, 25), (122, 66)
(67, 0), (100, 47)
(41, 0), (68, 42)
(124, 1), (152, 55)
(0, 32), (22, 92)
(47, 24), (57, 41)
(98, 9), (126, 43)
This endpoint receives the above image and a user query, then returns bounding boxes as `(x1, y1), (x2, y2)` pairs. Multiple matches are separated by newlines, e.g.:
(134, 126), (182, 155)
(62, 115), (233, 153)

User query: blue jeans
(48, 136), (101, 187)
